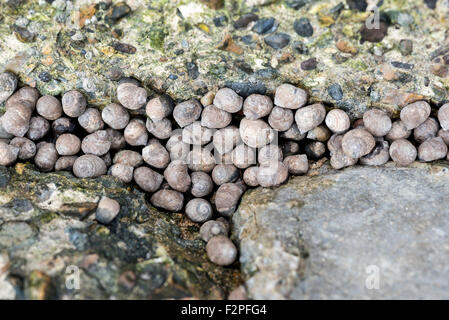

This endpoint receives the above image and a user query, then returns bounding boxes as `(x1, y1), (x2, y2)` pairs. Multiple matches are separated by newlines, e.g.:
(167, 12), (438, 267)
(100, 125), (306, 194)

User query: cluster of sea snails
(1, 70), (449, 266)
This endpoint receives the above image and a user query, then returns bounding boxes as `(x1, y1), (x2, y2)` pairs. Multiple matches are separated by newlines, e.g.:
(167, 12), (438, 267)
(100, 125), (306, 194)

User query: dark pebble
(360, 21), (389, 43)
(235, 59), (253, 74)
(13, 25), (35, 42)
(252, 17), (277, 34)
(168, 74), (178, 80)
(106, 3), (131, 22)
(443, 55), (449, 65)
(391, 61), (414, 70)
(213, 15), (228, 27)
(223, 81), (267, 98)
(424, 0), (437, 9)
(175, 49), (184, 55)
(285, 0), (309, 10)
(234, 13), (259, 29)
(424, 76), (430, 87)
(255, 68), (279, 79)
(347, 0), (368, 11)
(429, 45), (449, 60)
(328, 83), (343, 101)
(292, 41), (309, 54)
(241, 35), (254, 45)
(39, 71), (52, 82)
(0, 166), (11, 189)
(186, 61), (199, 79)
(330, 2), (345, 15)
(105, 66), (124, 81)
(399, 39), (413, 56)
(264, 33), (291, 49)
(301, 58), (318, 70)
(293, 18), (313, 37)
(111, 42), (136, 54)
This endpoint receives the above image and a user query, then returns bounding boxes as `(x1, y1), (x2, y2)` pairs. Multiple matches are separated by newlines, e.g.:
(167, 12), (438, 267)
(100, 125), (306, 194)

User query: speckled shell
(109, 163), (134, 183)
(305, 141), (326, 159)
(164, 160), (191, 192)
(142, 140), (170, 169)
(124, 119), (148, 146)
(306, 125), (331, 142)
(283, 154), (309, 175)
(133, 166), (163, 192)
(150, 190), (184, 212)
(206, 236), (237, 266)
(360, 140), (390, 166)
(27, 116), (49, 140)
(35, 142), (58, 172)
(258, 144), (283, 165)
(257, 160), (289, 187)
(201, 105), (232, 129)
(0, 141), (19, 166)
(56, 133), (81, 156)
(363, 109), (392, 137)
(62, 90), (87, 117)
(73, 154), (107, 178)
(212, 164), (240, 185)
(341, 128), (376, 159)
(213, 88), (243, 113)
(413, 117), (439, 143)
(330, 147), (358, 169)
(10, 137), (36, 160)
(190, 171), (214, 197)
(2, 104), (32, 137)
(173, 99), (202, 128)
(280, 124), (306, 141)
(117, 83), (147, 110)
(231, 144), (256, 169)
(325, 109), (350, 134)
(268, 106), (294, 132)
(78, 108), (105, 134)
(215, 183), (245, 216)
(182, 121), (213, 146)
(186, 147), (216, 172)
(185, 198), (213, 223)
(294, 103), (326, 134)
(385, 120), (411, 142)
(54, 156), (78, 171)
(36, 95), (62, 120)
(146, 118), (172, 140)
(243, 166), (259, 187)
(400, 101), (431, 130)
(146, 95), (173, 121)
(200, 220), (228, 242)
(437, 103), (449, 131)
(243, 94), (273, 120)
(102, 103), (130, 130)
(213, 126), (242, 155)
(274, 84), (307, 110)
(81, 130), (111, 156)
(389, 139), (417, 166)
(239, 118), (274, 148)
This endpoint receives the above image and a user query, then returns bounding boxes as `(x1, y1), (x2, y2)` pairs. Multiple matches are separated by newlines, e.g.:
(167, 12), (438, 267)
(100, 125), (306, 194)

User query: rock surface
(0, 164), (240, 300)
(233, 162), (449, 299)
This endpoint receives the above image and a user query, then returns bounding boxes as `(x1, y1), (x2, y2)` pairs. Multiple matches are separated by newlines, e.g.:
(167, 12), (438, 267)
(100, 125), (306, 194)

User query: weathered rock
(234, 163), (449, 299)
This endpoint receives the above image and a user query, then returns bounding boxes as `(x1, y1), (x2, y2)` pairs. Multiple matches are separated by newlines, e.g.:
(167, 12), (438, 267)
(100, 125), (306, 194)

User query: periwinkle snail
(2, 74), (449, 268)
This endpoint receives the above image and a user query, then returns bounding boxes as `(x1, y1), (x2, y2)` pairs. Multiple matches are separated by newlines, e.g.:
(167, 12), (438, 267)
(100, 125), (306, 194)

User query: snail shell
(0, 141), (19, 166)
(341, 128), (376, 159)
(81, 130), (111, 156)
(10, 137), (36, 160)
(182, 121), (213, 146)
(186, 147), (216, 172)
(200, 220), (228, 242)
(124, 119), (148, 146)
(283, 154), (309, 175)
(215, 182), (245, 216)
(185, 198), (213, 223)
(243, 166), (259, 187)
(200, 91), (215, 107)
(106, 128), (127, 151)
(274, 83), (308, 110)
(52, 117), (76, 135)
(62, 90), (87, 117)
(307, 125), (331, 142)
(5, 86), (38, 111)
(102, 103), (130, 130)
(2, 104), (32, 137)
(360, 139), (390, 166)
(166, 133), (189, 161)
(78, 108), (104, 133)
(206, 235), (238, 266)
(27, 116), (49, 140)
(243, 94), (273, 120)
(145, 118), (172, 140)
(35, 142), (58, 172)
(363, 109), (392, 137)
(73, 154), (107, 178)
(213, 126), (242, 155)
(150, 189), (184, 212)
(142, 139), (170, 169)
(437, 129), (449, 146)
(212, 164), (240, 185)
(96, 196), (120, 225)
(400, 101), (431, 130)
(330, 147), (358, 169)
(413, 117), (439, 143)
(418, 137), (448, 162)
(258, 144), (283, 165)
(173, 99), (202, 128)
(257, 160), (289, 187)
(282, 140), (300, 156)
(305, 141), (326, 159)
(327, 134), (343, 156)
(389, 138), (417, 166)
(213, 88), (243, 113)
(280, 123), (306, 141)
(164, 160), (191, 192)
(231, 143), (256, 169)
(190, 171), (214, 197)
(54, 156), (78, 171)
(133, 166), (163, 192)
(109, 163), (134, 183)
(36, 95), (62, 120)
(325, 109), (350, 134)
(146, 95), (173, 121)
(117, 83), (147, 110)
(56, 133), (81, 156)
(268, 106), (294, 132)
(385, 120), (411, 142)
(294, 103), (326, 134)
(0, 72), (18, 104)
(437, 103), (449, 131)
(201, 105), (232, 129)
(113, 150), (143, 167)
(239, 118), (274, 148)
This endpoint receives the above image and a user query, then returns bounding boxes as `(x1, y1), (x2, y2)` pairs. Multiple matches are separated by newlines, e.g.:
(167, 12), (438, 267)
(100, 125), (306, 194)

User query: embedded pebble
(0, 72), (18, 103)
(96, 196), (120, 225)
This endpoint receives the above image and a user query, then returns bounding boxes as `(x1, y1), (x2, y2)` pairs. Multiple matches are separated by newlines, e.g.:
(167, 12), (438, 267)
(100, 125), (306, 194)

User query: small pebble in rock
(264, 33), (291, 49)
(109, 163), (134, 183)
(150, 190), (184, 212)
(113, 150), (143, 167)
(252, 17), (276, 34)
(201, 105), (232, 129)
(400, 101), (431, 130)
(164, 160), (191, 192)
(117, 83), (147, 110)
(413, 117), (439, 143)
(200, 220), (228, 242)
(206, 235), (238, 266)
(10, 137), (36, 160)
(55, 156), (78, 171)
(437, 103), (449, 131)
(212, 164), (240, 185)
(243, 94), (273, 120)
(215, 182), (245, 217)
(243, 166), (259, 187)
(283, 154), (308, 175)
(293, 17), (313, 37)
(185, 198), (213, 223)
(96, 196), (120, 225)
(190, 171), (214, 197)
(385, 120), (411, 141)
(78, 108), (104, 133)
(399, 39), (413, 56)
(295, 103), (326, 134)
(142, 139), (170, 169)
(36, 95), (62, 120)
(0, 72), (18, 103)
(274, 84), (307, 110)
(363, 109), (392, 137)
(102, 103), (130, 130)
(27, 116), (49, 140)
(56, 133), (81, 156)
(418, 137), (448, 162)
(82, 130), (111, 156)
(268, 106), (294, 131)
(146, 95), (173, 121)
(0, 141), (19, 166)
(301, 58), (318, 71)
(146, 118), (172, 140)
(213, 88), (243, 113)
(35, 142), (58, 172)
(305, 141), (326, 159)
(239, 118), (274, 148)
(62, 90), (87, 117)
(173, 99), (203, 128)
(341, 128), (376, 159)
(360, 140), (390, 166)
(325, 109), (350, 134)
(328, 84), (343, 101)
(133, 166), (163, 192)
(124, 119), (148, 146)
(234, 13), (259, 29)
(257, 160), (289, 187)
(389, 138), (417, 166)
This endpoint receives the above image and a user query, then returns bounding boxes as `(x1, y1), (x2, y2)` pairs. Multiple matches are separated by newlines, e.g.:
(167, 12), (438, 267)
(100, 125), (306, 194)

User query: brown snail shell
(341, 128), (376, 159)
(102, 103), (130, 130)
(305, 141), (326, 159)
(213, 126), (242, 155)
(117, 83), (147, 110)
(389, 138), (417, 166)
(201, 105), (232, 129)
(280, 124), (306, 141)
(200, 220), (228, 242)
(231, 144), (256, 169)
(145, 118), (172, 140)
(173, 99), (202, 128)
(54, 156), (78, 171)
(363, 109), (392, 137)
(150, 189), (184, 212)
(186, 147), (216, 172)
(360, 140), (390, 166)
(81, 130), (111, 156)
(437, 103), (449, 131)
(418, 137), (448, 162)
(142, 139), (170, 169)
(385, 120), (411, 142)
(258, 144), (283, 165)
(257, 160), (289, 187)
(206, 235), (237, 266)
(2, 104), (32, 137)
(36, 95), (62, 120)
(212, 164), (240, 185)
(166, 133), (189, 161)
(56, 133), (81, 156)
(215, 182), (245, 216)
(10, 137), (36, 160)
(268, 106), (294, 132)
(400, 101), (431, 130)
(274, 83), (308, 110)
(213, 88), (243, 113)
(239, 118), (274, 148)
(73, 154), (107, 178)
(325, 109), (350, 134)
(243, 94), (273, 120)
(62, 90), (87, 117)
(330, 147), (358, 169)
(164, 160), (191, 192)
(35, 142), (58, 172)
(109, 163), (134, 183)
(190, 171), (214, 197)
(283, 154), (309, 175)
(307, 125), (331, 142)
(27, 116), (49, 140)
(185, 198), (213, 223)
(295, 103), (326, 134)
(413, 117), (439, 143)
(78, 108), (104, 133)
(0, 141), (19, 166)
(200, 91), (215, 107)
(5, 86), (38, 111)
(113, 150), (143, 167)
(182, 121), (213, 146)
(145, 95), (173, 121)
(133, 166), (163, 192)
(243, 166), (259, 187)
(124, 119), (148, 146)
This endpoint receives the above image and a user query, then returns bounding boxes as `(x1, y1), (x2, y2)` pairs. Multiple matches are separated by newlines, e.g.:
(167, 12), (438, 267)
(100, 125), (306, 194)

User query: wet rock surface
(0, 164), (240, 299)
(233, 162), (449, 299)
